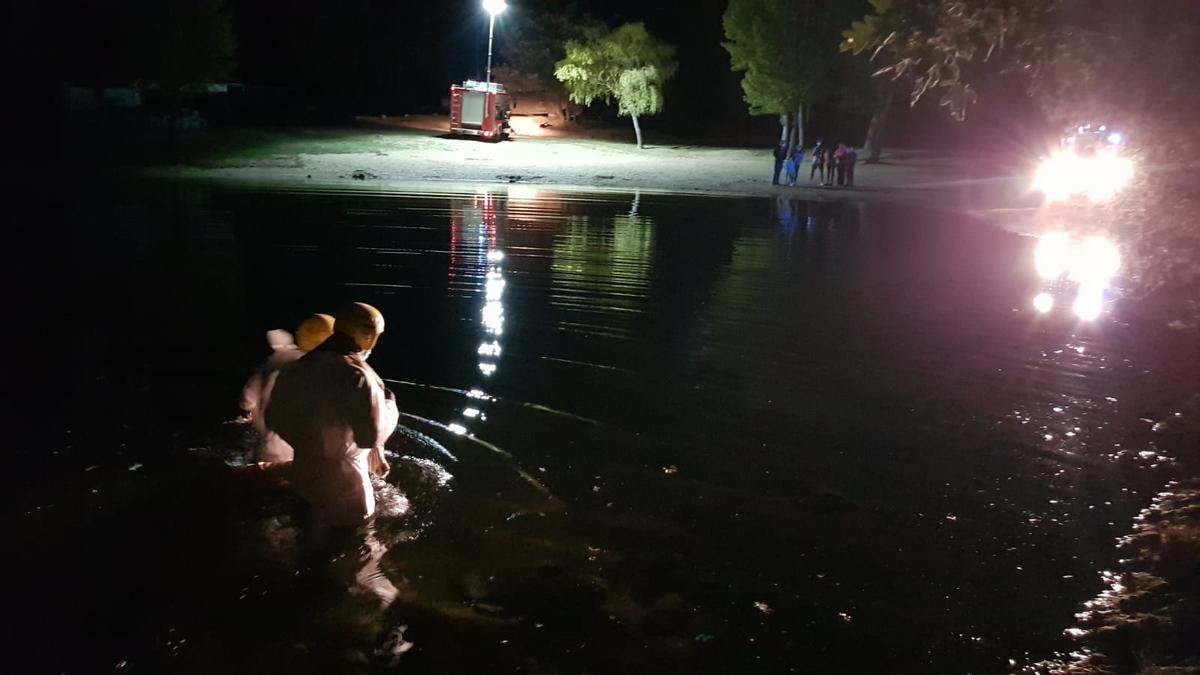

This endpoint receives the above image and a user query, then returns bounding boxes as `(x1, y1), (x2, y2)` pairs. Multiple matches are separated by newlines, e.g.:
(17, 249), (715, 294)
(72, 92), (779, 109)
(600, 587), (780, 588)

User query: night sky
(226, 0), (750, 125)
(17, 0), (1023, 147)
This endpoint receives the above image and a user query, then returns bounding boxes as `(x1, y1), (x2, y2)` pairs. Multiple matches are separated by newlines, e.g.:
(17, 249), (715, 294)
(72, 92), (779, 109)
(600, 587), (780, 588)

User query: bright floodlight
(1073, 287), (1104, 321)
(1033, 292), (1054, 314)
(1034, 232), (1072, 280)
(1033, 148), (1134, 203)
(1070, 237), (1121, 289)
(483, 0), (506, 15)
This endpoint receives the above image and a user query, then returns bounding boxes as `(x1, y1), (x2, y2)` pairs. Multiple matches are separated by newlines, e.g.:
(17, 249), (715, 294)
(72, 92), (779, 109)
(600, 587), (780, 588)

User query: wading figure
(241, 313), (335, 464)
(268, 302), (398, 527)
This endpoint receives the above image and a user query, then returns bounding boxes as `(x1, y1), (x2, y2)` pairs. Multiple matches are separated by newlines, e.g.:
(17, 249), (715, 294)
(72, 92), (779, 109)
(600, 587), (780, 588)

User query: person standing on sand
(810, 140), (825, 184)
(823, 145), (837, 187)
(845, 145), (858, 187)
(834, 143), (848, 186)
(786, 145), (805, 186)
(772, 142), (788, 185)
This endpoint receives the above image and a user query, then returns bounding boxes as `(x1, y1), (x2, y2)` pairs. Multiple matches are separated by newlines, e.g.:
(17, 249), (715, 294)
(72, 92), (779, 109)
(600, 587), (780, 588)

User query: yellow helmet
(334, 302), (385, 352)
(295, 313), (335, 351)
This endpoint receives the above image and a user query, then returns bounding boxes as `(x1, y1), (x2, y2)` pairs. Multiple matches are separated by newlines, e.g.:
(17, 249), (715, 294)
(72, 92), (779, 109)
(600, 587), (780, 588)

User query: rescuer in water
(241, 313), (336, 464)
(267, 302), (398, 527)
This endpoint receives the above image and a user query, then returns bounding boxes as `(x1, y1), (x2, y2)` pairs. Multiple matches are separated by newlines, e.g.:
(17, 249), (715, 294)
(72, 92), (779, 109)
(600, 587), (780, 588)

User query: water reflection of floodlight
(1033, 292), (1054, 314)
(482, 300), (504, 333)
(487, 250), (504, 262)
(485, 276), (506, 300)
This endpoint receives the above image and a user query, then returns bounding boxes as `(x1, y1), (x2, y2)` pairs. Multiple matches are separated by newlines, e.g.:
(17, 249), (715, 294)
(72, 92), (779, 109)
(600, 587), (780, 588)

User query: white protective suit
(241, 329), (305, 463)
(266, 332), (399, 526)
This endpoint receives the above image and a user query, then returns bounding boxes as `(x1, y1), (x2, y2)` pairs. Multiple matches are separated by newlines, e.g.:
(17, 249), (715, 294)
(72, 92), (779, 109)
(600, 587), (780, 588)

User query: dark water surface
(10, 180), (1198, 673)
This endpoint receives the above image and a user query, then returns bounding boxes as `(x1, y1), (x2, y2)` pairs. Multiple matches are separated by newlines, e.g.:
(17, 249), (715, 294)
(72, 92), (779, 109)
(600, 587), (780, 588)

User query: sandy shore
(144, 121), (1041, 230)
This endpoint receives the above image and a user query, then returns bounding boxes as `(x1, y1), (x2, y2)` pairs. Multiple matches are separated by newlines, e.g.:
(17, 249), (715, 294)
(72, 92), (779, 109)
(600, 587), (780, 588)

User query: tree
(496, 5), (603, 125)
(60, 0), (235, 93)
(840, 0), (1052, 155)
(723, 0), (866, 154)
(140, 0), (235, 88)
(135, 0), (236, 112)
(554, 23), (677, 149)
(59, 0), (235, 142)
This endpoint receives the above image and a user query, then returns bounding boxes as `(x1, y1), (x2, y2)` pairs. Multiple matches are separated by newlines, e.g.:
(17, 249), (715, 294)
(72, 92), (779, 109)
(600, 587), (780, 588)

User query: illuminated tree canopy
(554, 23), (677, 149)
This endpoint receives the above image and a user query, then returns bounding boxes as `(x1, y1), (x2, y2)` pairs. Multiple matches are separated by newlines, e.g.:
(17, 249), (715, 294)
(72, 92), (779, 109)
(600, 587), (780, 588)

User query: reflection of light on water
(445, 192), (509, 436)
(1071, 237), (1121, 287)
(1031, 233), (1121, 320)
(485, 275), (505, 300)
(1035, 232), (1072, 280)
(482, 301), (504, 334)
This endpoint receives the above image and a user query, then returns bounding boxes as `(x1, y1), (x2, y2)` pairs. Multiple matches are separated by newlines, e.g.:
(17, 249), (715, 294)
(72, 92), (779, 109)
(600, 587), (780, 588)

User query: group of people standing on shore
(772, 140), (857, 188)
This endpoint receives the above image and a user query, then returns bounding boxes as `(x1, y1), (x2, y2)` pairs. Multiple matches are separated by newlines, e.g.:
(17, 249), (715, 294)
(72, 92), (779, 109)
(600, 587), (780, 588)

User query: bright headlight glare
(1073, 287), (1105, 321)
(1034, 149), (1134, 203)
(1070, 237), (1121, 288)
(1033, 292), (1054, 314)
(1035, 232), (1072, 280)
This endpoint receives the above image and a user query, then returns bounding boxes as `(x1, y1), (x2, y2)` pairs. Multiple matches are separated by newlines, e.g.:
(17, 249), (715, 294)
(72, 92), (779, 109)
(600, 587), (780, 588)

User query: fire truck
(449, 80), (512, 141)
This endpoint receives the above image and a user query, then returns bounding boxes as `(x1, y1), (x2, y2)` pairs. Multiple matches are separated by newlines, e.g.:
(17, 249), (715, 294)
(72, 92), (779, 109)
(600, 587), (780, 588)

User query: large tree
(723, 0), (866, 153)
(840, 0), (1050, 159)
(492, 7), (604, 125)
(495, 6), (588, 121)
(137, 0), (236, 93)
(62, 0), (236, 91)
(60, 0), (236, 142)
(554, 23), (677, 149)
(498, 5), (601, 83)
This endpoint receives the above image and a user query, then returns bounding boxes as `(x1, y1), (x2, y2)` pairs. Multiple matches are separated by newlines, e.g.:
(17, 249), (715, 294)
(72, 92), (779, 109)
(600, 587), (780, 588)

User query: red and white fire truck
(449, 80), (512, 141)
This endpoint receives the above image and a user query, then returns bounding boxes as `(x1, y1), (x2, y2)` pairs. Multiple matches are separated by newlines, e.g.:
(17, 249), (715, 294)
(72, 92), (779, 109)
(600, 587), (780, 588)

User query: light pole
(483, 0), (506, 86)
